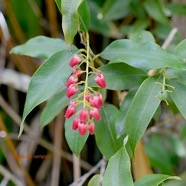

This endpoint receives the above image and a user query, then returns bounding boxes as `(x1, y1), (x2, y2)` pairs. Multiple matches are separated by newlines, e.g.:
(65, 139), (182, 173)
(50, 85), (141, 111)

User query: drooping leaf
(134, 174), (181, 186)
(19, 50), (73, 136)
(78, 0), (90, 32)
(144, 0), (169, 25)
(100, 39), (185, 70)
(102, 136), (134, 186)
(10, 36), (70, 59)
(115, 89), (137, 138)
(88, 175), (101, 186)
(61, 0), (83, 45)
(41, 88), (69, 128)
(169, 81), (186, 120)
(95, 104), (123, 159)
(174, 39), (186, 62)
(89, 63), (147, 90)
(55, 0), (62, 13)
(125, 76), (162, 156)
(65, 110), (89, 156)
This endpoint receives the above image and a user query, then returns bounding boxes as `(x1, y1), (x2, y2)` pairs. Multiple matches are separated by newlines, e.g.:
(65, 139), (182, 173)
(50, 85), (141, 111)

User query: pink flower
(69, 55), (81, 67)
(87, 122), (95, 135)
(66, 84), (78, 98)
(66, 75), (78, 88)
(72, 117), (80, 130)
(72, 68), (82, 78)
(89, 93), (103, 109)
(79, 108), (89, 122)
(64, 105), (76, 118)
(89, 107), (101, 120)
(94, 72), (106, 88)
(78, 123), (87, 136)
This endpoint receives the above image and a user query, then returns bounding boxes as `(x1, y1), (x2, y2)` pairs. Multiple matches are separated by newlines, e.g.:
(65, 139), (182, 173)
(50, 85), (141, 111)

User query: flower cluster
(64, 54), (106, 136)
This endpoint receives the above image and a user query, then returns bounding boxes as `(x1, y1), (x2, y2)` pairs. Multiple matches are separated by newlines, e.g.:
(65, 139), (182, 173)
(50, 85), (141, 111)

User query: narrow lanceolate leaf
(169, 81), (186, 120)
(41, 88), (69, 128)
(88, 175), (101, 186)
(65, 112), (89, 156)
(10, 36), (69, 59)
(61, 0), (83, 45)
(174, 39), (186, 62)
(134, 174), (181, 186)
(125, 76), (162, 156)
(19, 50), (73, 137)
(95, 104), (123, 159)
(102, 137), (134, 186)
(89, 63), (146, 90)
(78, 0), (90, 32)
(100, 39), (186, 70)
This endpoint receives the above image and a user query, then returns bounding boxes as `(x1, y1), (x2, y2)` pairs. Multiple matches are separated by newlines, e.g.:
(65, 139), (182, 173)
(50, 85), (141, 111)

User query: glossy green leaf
(65, 111), (89, 156)
(61, 0), (83, 45)
(10, 36), (69, 59)
(88, 175), (101, 186)
(144, 0), (169, 25)
(129, 30), (155, 43)
(95, 104), (123, 159)
(125, 76), (162, 155)
(115, 89), (137, 138)
(41, 88), (68, 128)
(169, 81), (186, 120)
(166, 3), (186, 16)
(174, 39), (186, 62)
(102, 0), (131, 21)
(102, 136), (134, 186)
(89, 63), (146, 90)
(134, 174), (181, 186)
(55, 0), (62, 13)
(19, 50), (73, 136)
(100, 39), (185, 70)
(78, 0), (90, 32)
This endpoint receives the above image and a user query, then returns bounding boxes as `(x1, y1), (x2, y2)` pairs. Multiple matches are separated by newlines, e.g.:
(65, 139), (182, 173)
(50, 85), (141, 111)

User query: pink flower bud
(89, 107), (101, 120)
(88, 122), (95, 135)
(79, 108), (89, 122)
(66, 84), (78, 98)
(69, 55), (81, 67)
(64, 105), (76, 118)
(72, 117), (80, 130)
(66, 75), (78, 88)
(89, 93), (103, 109)
(85, 93), (93, 102)
(78, 123), (87, 136)
(69, 100), (76, 106)
(72, 68), (82, 78)
(94, 72), (106, 88)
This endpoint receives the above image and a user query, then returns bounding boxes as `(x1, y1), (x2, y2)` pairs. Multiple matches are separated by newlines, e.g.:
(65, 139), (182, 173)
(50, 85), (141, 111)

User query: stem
(83, 33), (90, 108)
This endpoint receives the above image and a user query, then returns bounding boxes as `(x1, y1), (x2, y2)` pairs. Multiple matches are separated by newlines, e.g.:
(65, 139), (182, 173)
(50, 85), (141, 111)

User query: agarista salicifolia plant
(64, 34), (106, 136)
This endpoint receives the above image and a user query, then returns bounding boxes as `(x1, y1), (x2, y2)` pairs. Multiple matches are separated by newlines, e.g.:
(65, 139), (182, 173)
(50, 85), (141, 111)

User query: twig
(69, 158), (105, 186)
(51, 112), (64, 186)
(73, 154), (81, 182)
(0, 165), (24, 186)
(99, 158), (107, 185)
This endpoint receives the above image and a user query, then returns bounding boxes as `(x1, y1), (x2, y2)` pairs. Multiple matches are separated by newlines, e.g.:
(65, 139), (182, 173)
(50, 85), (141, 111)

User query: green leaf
(102, 0), (131, 21)
(134, 174), (181, 186)
(41, 88), (69, 128)
(169, 81), (186, 120)
(88, 175), (101, 186)
(78, 0), (90, 32)
(10, 36), (70, 59)
(129, 30), (155, 43)
(125, 76), (162, 156)
(115, 89), (137, 138)
(174, 39), (186, 62)
(61, 0), (83, 45)
(166, 3), (186, 16)
(144, 0), (169, 25)
(95, 104), (123, 159)
(102, 136), (134, 186)
(55, 0), (62, 13)
(100, 39), (185, 70)
(19, 50), (73, 136)
(65, 111), (89, 156)
(89, 63), (146, 90)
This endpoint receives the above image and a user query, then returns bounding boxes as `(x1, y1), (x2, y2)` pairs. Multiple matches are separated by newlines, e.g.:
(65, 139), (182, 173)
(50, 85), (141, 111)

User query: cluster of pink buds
(64, 54), (106, 136)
